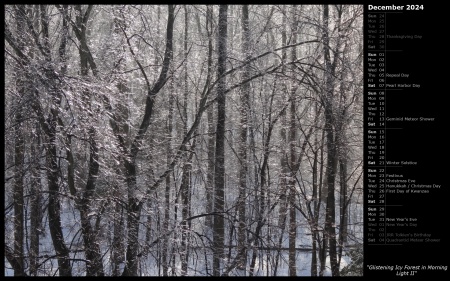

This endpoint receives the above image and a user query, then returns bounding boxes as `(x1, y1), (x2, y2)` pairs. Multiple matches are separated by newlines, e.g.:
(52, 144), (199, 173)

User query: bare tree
(236, 4), (251, 275)
(120, 5), (175, 276)
(213, 5), (228, 276)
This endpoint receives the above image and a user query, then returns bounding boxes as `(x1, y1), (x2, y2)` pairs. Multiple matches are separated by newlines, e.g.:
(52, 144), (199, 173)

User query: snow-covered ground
(4, 186), (363, 276)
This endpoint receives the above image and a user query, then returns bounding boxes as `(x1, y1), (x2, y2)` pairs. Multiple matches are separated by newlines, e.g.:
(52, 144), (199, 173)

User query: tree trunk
(12, 5), (26, 276)
(79, 126), (104, 276)
(288, 6), (298, 276)
(213, 5), (228, 276)
(37, 5), (73, 276)
(26, 6), (43, 276)
(47, 119), (72, 276)
(310, 103), (322, 277)
(338, 155), (348, 265)
(180, 7), (190, 275)
(236, 5), (250, 274)
(275, 7), (288, 275)
(162, 85), (173, 276)
(29, 122), (42, 276)
(162, 71), (174, 276)
(205, 5), (215, 231)
(288, 99), (297, 276)
(337, 33), (352, 266)
(112, 194), (125, 276)
(74, 6), (105, 275)
(318, 128), (327, 277)
(110, 10), (130, 274)
(322, 5), (339, 277)
(13, 69), (25, 278)
(122, 5), (174, 276)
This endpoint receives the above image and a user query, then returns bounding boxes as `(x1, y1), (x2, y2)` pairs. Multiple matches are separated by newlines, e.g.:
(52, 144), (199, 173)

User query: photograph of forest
(4, 5), (363, 276)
